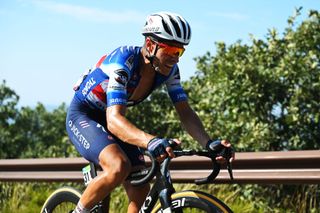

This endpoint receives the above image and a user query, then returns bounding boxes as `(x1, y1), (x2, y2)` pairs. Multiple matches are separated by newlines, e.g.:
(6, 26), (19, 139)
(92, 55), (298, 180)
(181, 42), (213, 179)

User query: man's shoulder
(108, 46), (140, 61)
(102, 46), (140, 71)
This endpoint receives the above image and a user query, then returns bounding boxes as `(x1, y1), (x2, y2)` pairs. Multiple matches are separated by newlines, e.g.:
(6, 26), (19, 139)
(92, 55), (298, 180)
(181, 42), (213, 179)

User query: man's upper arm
(166, 66), (188, 103)
(106, 104), (127, 135)
(106, 104), (126, 119)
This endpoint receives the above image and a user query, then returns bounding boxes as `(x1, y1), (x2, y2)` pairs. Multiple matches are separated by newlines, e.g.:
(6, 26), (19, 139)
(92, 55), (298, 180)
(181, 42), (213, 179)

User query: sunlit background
(1, 0), (319, 107)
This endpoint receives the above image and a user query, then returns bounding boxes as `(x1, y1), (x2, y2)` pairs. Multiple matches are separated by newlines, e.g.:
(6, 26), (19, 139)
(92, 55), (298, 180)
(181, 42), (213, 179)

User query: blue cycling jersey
(66, 45), (188, 165)
(73, 45), (188, 110)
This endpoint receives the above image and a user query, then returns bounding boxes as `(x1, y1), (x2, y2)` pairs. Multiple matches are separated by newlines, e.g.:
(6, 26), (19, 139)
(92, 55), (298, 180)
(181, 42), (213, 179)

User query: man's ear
(145, 37), (154, 53)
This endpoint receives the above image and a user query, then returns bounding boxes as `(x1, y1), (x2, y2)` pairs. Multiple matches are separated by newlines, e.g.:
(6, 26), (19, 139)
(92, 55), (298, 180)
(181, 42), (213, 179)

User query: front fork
(159, 188), (174, 212)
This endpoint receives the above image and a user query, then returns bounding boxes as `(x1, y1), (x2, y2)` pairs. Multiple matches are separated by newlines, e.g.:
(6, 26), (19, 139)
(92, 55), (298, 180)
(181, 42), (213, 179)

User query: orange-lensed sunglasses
(151, 39), (185, 57)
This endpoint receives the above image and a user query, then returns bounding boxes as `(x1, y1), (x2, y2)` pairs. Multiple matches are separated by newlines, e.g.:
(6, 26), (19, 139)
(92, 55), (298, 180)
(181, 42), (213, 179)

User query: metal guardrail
(0, 150), (320, 184)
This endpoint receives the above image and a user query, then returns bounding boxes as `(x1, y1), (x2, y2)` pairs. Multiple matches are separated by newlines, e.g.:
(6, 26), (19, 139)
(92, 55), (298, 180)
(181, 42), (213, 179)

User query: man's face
(148, 37), (185, 76)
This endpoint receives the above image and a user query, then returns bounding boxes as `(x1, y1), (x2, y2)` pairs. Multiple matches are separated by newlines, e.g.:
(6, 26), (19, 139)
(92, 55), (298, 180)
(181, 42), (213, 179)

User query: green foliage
(0, 182), (84, 213)
(236, 184), (320, 213)
(126, 86), (182, 138)
(181, 8), (320, 212)
(109, 186), (129, 213)
(11, 104), (70, 158)
(0, 7), (319, 213)
(185, 8), (320, 151)
(1, 182), (319, 213)
(0, 80), (19, 158)
(0, 81), (78, 159)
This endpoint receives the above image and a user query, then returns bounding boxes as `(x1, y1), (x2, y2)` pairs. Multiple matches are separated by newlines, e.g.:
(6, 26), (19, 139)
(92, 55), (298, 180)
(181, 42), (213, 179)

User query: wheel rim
(44, 201), (76, 213)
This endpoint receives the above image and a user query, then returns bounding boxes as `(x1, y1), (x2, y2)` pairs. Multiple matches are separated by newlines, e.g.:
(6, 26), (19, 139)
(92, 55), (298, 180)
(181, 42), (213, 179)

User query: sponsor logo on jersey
(96, 124), (107, 133)
(79, 120), (90, 128)
(108, 85), (123, 90)
(109, 98), (126, 105)
(114, 69), (129, 86)
(177, 93), (187, 100)
(125, 55), (134, 70)
(174, 72), (181, 80)
(68, 120), (90, 150)
(82, 77), (96, 96)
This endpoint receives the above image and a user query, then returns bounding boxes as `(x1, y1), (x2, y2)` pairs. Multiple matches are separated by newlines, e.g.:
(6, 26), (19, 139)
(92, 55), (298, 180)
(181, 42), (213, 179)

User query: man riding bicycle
(66, 11), (235, 213)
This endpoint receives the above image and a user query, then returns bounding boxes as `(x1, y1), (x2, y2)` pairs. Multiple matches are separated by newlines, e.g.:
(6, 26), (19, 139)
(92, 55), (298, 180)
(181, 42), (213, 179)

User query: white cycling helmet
(142, 12), (191, 45)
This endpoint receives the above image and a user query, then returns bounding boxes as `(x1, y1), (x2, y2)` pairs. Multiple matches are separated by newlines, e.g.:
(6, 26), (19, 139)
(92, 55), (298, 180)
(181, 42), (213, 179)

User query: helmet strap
(146, 44), (161, 72)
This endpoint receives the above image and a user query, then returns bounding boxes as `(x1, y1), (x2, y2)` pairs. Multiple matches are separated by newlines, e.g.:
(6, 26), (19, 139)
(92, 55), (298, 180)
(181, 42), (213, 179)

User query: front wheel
(41, 187), (81, 213)
(152, 190), (233, 213)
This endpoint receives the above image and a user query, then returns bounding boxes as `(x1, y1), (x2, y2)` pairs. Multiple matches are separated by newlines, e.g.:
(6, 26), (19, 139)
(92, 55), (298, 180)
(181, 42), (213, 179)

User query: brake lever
(227, 160), (234, 180)
(224, 148), (234, 180)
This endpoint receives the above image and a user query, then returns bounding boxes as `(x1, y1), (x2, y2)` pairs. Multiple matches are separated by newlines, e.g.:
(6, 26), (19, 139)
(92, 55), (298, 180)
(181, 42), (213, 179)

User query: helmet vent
(186, 23), (191, 40)
(177, 16), (186, 39)
(169, 16), (181, 38)
(161, 19), (173, 36)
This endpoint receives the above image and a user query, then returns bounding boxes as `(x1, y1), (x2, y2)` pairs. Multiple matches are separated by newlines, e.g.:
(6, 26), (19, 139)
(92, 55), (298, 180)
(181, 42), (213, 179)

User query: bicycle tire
(41, 187), (81, 213)
(151, 190), (233, 213)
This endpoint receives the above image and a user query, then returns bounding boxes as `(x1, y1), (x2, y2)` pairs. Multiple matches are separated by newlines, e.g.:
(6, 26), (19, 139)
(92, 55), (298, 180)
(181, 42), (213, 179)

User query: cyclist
(66, 11), (234, 213)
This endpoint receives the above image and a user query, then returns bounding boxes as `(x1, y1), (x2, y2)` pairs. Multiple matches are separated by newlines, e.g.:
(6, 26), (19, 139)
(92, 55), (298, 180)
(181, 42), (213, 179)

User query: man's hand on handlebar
(147, 137), (181, 161)
(206, 139), (235, 164)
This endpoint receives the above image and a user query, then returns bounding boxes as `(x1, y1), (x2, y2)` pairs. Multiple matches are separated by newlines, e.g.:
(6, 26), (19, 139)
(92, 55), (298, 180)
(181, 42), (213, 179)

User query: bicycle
(41, 145), (234, 213)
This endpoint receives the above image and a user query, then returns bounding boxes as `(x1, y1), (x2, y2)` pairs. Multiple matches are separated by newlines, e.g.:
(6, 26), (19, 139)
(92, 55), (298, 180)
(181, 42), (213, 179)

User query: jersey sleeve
(102, 46), (137, 107)
(106, 67), (130, 107)
(165, 65), (188, 103)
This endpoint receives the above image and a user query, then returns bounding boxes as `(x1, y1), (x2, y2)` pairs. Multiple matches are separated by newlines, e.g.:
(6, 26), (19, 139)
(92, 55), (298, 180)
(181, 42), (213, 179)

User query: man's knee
(99, 144), (132, 180)
(99, 157), (131, 185)
(109, 158), (131, 181)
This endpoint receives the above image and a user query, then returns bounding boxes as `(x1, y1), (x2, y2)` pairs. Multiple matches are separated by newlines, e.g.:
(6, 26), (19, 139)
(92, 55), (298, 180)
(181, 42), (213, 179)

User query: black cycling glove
(206, 139), (234, 180)
(147, 137), (171, 158)
(206, 139), (234, 160)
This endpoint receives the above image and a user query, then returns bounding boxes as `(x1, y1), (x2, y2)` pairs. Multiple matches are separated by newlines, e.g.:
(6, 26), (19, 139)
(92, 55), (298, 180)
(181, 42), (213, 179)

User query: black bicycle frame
(83, 149), (230, 213)
(138, 157), (175, 213)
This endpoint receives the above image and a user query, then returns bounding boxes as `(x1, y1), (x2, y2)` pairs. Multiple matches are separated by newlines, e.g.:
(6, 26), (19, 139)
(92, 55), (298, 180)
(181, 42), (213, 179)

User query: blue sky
(1, 0), (319, 107)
